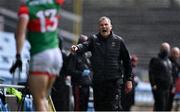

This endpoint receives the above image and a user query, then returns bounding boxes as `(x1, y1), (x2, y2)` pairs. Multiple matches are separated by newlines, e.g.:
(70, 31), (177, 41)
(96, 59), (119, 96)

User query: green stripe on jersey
(27, 31), (59, 55)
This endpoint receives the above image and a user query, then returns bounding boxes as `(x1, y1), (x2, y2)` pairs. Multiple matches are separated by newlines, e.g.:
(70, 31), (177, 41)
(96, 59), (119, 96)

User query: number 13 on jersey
(36, 9), (58, 32)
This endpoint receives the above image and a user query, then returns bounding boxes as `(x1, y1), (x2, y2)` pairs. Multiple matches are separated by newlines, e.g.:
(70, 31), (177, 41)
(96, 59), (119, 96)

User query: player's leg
(46, 48), (63, 110)
(28, 48), (63, 111)
(27, 49), (54, 111)
(45, 76), (56, 111)
(28, 74), (49, 111)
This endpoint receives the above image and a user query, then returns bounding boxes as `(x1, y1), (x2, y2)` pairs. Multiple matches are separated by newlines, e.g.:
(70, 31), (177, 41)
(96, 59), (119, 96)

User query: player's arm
(9, 5), (29, 74)
(16, 4), (29, 55)
(15, 15), (29, 55)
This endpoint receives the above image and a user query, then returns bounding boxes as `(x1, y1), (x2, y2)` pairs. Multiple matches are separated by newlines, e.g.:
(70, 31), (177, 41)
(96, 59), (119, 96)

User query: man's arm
(71, 36), (93, 53)
(149, 58), (157, 89)
(119, 39), (133, 93)
(120, 40), (132, 82)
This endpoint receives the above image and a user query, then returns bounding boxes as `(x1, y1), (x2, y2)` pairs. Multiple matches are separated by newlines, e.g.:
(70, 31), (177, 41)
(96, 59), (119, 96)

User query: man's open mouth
(102, 29), (107, 32)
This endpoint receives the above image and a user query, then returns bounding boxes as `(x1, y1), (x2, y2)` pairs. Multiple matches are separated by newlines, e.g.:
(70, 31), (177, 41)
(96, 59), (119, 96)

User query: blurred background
(0, 0), (180, 111)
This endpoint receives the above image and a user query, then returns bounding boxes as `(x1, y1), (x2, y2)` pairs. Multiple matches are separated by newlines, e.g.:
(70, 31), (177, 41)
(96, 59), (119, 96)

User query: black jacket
(77, 32), (132, 82)
(67, 53), (92, 85)
(169, 57), (180, 85)
(149, 55), (173, 90)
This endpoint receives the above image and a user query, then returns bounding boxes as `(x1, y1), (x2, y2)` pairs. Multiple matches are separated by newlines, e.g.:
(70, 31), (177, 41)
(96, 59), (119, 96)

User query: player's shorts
(29, 48), (63, 77)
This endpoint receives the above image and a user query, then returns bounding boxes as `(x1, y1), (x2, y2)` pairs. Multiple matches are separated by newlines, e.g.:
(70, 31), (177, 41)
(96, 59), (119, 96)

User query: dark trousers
(73, 84), (90, 111)
(166, 85), (175, 111)
(93, 79), (122, 111)
(152, 89), (169, 111)
(51, 77), (70, 111)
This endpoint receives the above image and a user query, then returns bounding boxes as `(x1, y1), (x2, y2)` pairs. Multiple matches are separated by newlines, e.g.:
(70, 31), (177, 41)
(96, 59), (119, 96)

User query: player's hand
(71, 45), (78, 53)
(9, 54), (22, 74)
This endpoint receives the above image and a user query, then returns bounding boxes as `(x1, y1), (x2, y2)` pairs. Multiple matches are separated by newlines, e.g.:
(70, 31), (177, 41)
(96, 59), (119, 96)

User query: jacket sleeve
(76, 36), (94, 53)
(120, 40), (132, 81)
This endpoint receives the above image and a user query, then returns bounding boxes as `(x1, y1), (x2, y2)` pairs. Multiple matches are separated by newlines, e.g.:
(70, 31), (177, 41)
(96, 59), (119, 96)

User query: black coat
(67, 53), (92, 85)
(169, 57), (180, 85)
(149, 56), (173, 90)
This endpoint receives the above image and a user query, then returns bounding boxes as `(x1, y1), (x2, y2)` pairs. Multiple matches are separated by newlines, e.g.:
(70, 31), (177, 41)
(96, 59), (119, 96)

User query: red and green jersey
(18, 0), (64, 55)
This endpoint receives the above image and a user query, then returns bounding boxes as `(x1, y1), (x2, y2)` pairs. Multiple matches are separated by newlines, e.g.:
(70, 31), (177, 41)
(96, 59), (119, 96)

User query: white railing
(0, 84), (25, 89)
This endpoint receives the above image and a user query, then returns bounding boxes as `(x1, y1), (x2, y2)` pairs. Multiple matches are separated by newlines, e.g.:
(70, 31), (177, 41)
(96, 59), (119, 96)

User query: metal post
(73, 0), (83, 44)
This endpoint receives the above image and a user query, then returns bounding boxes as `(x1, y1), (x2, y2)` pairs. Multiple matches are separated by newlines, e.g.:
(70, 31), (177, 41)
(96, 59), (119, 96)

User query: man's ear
(110, 25), (112, 31)
(110, 25), (112, 30)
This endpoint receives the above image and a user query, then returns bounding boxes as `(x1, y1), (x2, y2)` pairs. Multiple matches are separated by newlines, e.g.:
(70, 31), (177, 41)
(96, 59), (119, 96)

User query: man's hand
(171, 86), (176, 94)
(71, 45), (78, 53)
(125, 81), (133, 93)
(9, 54), (22, 74)
(152, 85), (157, 90)
(82, 69), (91, 76)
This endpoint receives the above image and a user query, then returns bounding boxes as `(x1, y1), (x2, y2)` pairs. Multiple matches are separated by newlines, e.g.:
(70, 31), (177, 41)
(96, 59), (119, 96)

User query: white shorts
(29, 48), (63, 77)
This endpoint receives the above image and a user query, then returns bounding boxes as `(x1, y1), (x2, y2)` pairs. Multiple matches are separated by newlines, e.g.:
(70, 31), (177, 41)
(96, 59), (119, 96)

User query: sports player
(11, 0), (64, 111)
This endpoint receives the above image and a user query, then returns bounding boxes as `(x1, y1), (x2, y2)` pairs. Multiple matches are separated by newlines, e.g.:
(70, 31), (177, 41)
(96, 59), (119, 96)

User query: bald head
(160, 42), (170, 53)
(159, 42), (171, 58)
(171, 47), (180, 59)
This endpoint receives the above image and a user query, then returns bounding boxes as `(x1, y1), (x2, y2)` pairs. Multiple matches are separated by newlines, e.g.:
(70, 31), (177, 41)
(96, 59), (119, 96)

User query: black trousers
(152, 88), (169, 111)
(93, 79), (122, 111)
(166, 85), (175, 111)
(73, 84), (90, 111)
